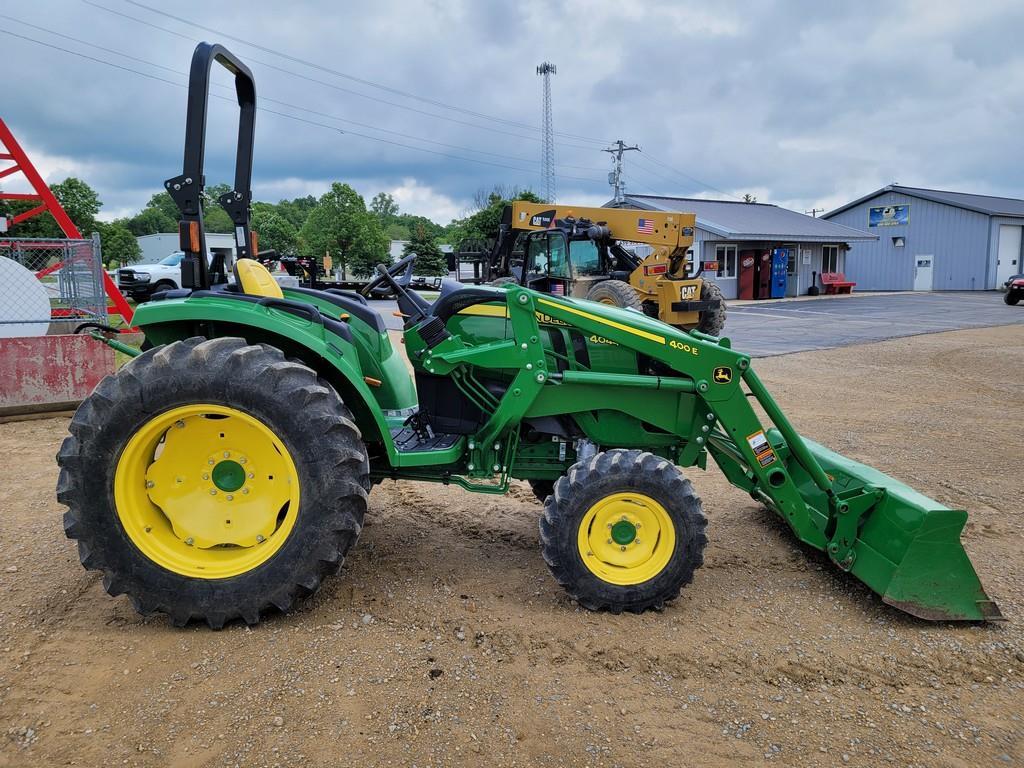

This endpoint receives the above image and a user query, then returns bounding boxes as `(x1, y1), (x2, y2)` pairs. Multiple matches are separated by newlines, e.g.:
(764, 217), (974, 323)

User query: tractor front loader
(57, 43), (1002, 628)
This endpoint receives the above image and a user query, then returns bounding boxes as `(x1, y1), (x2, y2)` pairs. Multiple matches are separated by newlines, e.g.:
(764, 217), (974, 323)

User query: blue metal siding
(825, 192), (990, 290)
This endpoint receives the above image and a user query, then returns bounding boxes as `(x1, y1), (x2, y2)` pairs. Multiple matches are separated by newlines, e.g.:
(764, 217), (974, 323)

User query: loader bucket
(775, 432), (1003, 622)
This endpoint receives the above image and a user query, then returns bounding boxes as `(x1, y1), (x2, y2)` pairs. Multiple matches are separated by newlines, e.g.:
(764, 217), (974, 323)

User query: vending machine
(770, 249), (788, 299)
(738, 250), (757, 300)
(755, 250), (773, 299)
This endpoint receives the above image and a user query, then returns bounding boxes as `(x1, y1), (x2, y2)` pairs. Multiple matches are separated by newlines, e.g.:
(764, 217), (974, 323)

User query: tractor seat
(233, 258), (283, 298)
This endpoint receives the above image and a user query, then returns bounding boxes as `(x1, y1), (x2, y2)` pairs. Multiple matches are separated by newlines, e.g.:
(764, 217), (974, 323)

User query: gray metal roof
(608, 195), (876, 243)
(825, 185), (1024, 218)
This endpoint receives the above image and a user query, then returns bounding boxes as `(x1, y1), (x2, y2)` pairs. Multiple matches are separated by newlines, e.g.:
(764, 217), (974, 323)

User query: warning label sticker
(746, 430), (777, 467)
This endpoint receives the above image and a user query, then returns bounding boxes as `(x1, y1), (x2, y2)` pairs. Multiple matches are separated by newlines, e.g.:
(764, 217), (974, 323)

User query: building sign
(868, 205), (909, 227)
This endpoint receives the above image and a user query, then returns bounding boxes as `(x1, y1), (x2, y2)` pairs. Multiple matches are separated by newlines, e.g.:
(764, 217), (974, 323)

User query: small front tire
(539, 450), (707, 613)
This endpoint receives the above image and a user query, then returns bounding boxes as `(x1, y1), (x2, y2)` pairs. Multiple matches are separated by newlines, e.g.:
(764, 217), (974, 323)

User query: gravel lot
(0, 325), (1021, 767)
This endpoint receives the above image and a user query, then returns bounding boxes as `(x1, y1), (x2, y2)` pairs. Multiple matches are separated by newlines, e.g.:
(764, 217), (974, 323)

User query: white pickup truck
(117, 251), (199, 301)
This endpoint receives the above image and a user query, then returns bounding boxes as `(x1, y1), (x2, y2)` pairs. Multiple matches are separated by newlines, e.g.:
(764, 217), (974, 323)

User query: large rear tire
(539, 450), (707, 613)
(586, 279), (643, 311)
(695, 280), (727, 335)
(57, 337), (370, 629)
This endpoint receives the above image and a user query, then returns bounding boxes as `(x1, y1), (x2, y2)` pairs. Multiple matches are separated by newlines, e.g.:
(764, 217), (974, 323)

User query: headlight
(134, 272), (151, 281)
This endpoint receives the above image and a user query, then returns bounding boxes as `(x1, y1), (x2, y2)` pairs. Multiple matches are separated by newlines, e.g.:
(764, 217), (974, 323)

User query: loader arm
(404, 286), (1001, 622)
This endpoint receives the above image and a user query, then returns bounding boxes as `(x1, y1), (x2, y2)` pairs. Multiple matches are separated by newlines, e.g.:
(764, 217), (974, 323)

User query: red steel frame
(0, 117), (134, 325)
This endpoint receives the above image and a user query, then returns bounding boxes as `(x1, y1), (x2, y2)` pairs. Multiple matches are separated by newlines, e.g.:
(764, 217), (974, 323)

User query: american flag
(637, 218), (655, 234)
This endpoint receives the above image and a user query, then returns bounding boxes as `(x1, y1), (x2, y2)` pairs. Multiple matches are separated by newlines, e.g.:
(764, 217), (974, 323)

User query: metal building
(607, 194), (875, 299)
(824, 185), (1024, 291)
(136, 232), (237, 264)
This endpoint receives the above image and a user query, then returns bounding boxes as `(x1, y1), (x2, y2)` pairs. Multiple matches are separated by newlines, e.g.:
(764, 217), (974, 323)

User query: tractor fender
(131, 297), (401, 463)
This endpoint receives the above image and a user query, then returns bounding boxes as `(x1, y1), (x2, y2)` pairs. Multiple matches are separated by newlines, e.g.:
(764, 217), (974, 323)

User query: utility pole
(603, 139), (640, 204)
(805, 207), (824, 217)
(536, 62), (557, 203)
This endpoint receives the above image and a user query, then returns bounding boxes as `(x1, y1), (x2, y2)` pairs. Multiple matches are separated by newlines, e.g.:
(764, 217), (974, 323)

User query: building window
(822, 245), (840, 273)
(715, 244), (737, 278)
(783, 246), (797, 276)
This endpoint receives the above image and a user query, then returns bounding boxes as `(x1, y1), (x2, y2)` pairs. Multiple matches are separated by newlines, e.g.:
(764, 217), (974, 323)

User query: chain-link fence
(0, 234), (106, 335)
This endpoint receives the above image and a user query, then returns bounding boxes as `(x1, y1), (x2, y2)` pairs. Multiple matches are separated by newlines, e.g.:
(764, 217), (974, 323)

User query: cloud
(3, 0), (1022, 226)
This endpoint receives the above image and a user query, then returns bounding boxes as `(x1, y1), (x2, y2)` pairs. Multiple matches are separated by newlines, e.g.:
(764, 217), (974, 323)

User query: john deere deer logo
(713, 366), (732, 384)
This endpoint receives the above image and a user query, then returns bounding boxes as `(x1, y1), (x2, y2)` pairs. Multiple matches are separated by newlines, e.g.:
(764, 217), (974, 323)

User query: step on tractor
(485, 201), (727, 336)
(58, 43), (1002, 628)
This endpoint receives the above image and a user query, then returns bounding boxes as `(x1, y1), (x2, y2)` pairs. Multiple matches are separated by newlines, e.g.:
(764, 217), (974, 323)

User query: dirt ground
(1, 325), (1022, 767)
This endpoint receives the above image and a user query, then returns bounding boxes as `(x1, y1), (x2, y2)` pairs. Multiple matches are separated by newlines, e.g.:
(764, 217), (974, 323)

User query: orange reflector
(250, 230), (259, 257)
(643, 264), (668, 276)
(363, 376), (382, 388)
(179, 221), (200, 253)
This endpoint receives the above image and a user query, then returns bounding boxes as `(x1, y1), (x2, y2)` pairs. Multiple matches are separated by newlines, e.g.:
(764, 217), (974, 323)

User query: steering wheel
(359, 253), (416, 298)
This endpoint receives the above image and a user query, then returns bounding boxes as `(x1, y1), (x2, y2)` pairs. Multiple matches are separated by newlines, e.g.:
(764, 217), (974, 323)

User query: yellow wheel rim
(598, 297), (618, 305)
(577, 493), (676, 586)
(113, 404), (300, 579)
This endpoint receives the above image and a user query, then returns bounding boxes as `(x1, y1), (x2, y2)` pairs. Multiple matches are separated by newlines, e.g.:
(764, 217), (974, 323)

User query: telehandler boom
(58, 43), (1001, 628)
(486, 201), (726, 334)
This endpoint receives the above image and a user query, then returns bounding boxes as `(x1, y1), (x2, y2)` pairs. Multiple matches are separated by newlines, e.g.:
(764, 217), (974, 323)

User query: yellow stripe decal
(456, 304), (509, 318)
(538, 298), (665, 344)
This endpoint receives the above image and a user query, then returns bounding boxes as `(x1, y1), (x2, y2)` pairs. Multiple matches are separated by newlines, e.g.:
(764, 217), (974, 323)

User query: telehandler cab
(59, 43), (1001, 628)
(485, 201), (727, 335)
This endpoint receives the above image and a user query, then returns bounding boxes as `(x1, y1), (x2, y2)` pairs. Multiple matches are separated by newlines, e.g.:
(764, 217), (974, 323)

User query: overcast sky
(3, 0), (1023, 225)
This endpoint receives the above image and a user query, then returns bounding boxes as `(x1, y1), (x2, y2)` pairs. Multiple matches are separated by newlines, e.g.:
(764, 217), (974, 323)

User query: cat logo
(680, 284), (699, 300)
(713, 366), (733, 384)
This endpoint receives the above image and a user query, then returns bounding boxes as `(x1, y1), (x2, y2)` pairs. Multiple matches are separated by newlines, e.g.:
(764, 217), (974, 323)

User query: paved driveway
(373, 291), (1023, 356)
(723, 292), (1023, 356)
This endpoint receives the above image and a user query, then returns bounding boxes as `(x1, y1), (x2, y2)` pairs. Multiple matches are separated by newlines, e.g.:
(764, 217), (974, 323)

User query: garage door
(997, 225), (1022, 285)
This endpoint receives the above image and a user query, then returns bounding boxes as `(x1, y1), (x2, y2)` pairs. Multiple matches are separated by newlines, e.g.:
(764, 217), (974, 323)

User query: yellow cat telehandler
(485, 201), (726, 335)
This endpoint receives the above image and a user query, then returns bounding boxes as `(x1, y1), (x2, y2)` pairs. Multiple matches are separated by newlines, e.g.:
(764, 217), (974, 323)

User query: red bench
(820, 272), (856, 294)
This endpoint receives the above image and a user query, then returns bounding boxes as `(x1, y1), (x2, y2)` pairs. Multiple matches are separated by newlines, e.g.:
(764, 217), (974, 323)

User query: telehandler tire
(539, 449), (707, 613)
(586, 279), (643, 311)
(695, 280), (727, 336)
(489, 276), (519, 288)
(57, 337), (370, 629)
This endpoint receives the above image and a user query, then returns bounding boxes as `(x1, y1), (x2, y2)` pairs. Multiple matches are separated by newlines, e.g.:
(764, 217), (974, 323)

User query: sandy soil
(0, 325), (1022, 767)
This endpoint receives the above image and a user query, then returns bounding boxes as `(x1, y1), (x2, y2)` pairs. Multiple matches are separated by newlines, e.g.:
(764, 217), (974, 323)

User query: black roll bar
(164, 42), (257, 290)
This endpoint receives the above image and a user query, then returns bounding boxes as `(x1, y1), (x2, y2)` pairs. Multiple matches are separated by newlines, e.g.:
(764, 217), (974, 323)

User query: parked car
(118, 252), (195, 301)
(1004, 274), (1024, 305)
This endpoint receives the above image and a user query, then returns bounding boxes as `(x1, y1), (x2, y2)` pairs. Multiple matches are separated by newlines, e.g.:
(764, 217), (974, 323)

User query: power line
(120, 0), (614, 147)
(0, 27), (608, 187)
(634, 151), (741, 200)
(2, 11), (608, 176)
(81, 0), (607, 153)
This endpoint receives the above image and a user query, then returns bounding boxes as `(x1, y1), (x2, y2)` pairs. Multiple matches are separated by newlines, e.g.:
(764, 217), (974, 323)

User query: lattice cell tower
(536, 62), (557, 203)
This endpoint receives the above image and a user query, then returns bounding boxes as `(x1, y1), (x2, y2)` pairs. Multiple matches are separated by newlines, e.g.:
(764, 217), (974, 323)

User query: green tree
(124, 206), (176, 236)
(370, 192), (399, 219)
(446, 186), (543, 249)
(251, 209), (297, 255)
(97, 221), (142, 268)
(274, 195), (319, 230)
(402, 222), (448, 276)
(2, 176), (102, 238)
(298, 183), (389, 278)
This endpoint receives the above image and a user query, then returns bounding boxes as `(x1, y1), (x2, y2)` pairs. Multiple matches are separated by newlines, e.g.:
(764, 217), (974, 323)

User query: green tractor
(59, 44), (1002, 628)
